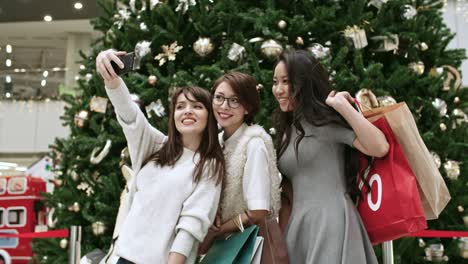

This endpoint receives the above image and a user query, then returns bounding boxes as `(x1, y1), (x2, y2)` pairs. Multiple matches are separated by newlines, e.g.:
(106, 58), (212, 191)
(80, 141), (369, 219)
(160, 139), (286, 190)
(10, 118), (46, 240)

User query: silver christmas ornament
(452, 109), (468, 125)
(148, 75), (158, 86)
(432, 98), (447, 116)
(60, 238), (68, 249)
(193, 37), (215, 57)
(402, 5), (417, 20)
(454, 97), (460, 103)
(419, 42), (429, 51)
(92, 221), (107, 236)
(440, 123), (447, 131)
(418, 238), (426, 248)
(444, 160), (460, 180)
(430, 151), (441, 169)
(260, 40), (283, 59)
(307, 43), (331, 59)
(378, 96), (397, 107)
(424, 244), (448, 262)
(278, 20), (287, 29)
(227, 43), (246, 62)
(458, 206), (465, 213)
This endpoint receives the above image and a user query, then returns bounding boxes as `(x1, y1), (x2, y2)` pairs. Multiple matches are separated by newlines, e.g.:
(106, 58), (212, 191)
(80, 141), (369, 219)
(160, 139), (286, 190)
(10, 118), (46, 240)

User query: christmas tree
(33, 0), (467, 263)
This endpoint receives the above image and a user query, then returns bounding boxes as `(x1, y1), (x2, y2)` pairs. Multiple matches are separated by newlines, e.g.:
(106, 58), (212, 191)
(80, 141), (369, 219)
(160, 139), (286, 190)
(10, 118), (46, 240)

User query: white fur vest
(219, 124), (281, 222)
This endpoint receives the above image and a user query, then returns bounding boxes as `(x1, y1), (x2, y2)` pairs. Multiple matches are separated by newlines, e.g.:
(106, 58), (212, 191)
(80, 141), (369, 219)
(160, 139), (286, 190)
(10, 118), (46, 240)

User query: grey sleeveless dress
(278, 121), (378, 264)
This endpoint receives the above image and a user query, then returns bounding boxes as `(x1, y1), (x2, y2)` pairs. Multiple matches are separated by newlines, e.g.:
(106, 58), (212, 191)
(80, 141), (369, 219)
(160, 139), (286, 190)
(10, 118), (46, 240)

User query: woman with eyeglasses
(198, 72), (282, 261)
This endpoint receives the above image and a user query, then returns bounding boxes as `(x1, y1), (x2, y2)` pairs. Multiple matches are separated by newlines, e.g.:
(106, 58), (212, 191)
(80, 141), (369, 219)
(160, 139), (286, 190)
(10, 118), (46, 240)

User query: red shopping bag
(357, 117), (427, 245)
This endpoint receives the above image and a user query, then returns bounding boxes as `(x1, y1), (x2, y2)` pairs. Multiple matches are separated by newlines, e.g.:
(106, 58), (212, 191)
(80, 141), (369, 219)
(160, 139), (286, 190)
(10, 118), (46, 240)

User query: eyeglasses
(213, 94), (241, 109)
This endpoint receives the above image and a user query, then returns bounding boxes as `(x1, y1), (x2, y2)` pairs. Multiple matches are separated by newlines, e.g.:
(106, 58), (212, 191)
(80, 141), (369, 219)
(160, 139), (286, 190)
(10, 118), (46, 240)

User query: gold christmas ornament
(154, 41), (183, 66)
(377, 96), (397, 107)
(296, 37), (304, 45)
(458, 206), (465, 213)
(408, 61), (425, 75)
(260, 39), (283, 59)
(256, 84), (264, 92)
(227, 43), (246, 62)
(193, 37), (215, 57)
(355, 89), (379, 110)
(59, 238), (68, 249)
(74, 110), (89, 128)
(454, 97), (460, 103)
(444, 160), (460, 180)
(92, 221), (107, 236)
(432, 98), (447, 116)
(277, 20), (287, 29)
(439, 123), (447, 131)
(269, 128), (276, 135)
(90, 96), (109, 114)
(430, 151), (441, 169)
(148, 75), (158, 86)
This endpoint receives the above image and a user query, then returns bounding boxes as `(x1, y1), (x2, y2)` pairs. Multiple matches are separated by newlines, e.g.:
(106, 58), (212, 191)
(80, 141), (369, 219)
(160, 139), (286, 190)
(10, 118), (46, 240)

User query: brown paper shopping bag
(363, 102), (451, 220)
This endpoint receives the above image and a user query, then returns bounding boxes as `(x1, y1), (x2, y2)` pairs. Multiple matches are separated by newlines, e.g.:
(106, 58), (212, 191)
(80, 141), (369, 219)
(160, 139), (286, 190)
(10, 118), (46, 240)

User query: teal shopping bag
(199, 225), (259, 264)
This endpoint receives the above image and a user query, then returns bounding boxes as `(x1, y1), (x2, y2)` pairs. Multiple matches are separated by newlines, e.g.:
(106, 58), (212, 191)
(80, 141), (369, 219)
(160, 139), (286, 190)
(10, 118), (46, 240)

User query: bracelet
(238, 214), (245, 232)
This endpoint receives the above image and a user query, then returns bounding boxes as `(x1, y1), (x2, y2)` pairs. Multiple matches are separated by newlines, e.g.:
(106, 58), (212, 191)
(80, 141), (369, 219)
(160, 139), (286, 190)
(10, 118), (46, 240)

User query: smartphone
(111, 52), (135, 75)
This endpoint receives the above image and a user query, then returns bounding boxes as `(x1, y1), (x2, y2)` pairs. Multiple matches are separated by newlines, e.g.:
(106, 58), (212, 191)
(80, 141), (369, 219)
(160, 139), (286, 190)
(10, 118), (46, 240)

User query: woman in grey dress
(272, 50), (389, 264)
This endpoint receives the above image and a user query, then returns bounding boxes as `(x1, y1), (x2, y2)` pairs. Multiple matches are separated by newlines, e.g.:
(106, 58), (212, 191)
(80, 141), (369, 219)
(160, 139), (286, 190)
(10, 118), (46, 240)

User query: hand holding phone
(111, 52), (135, 75)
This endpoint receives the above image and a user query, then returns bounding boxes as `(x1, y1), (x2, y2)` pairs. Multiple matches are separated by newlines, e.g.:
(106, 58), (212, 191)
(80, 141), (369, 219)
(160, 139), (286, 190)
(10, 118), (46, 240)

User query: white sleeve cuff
(246, 199), (270, 211)
(170, 229), (196, 257)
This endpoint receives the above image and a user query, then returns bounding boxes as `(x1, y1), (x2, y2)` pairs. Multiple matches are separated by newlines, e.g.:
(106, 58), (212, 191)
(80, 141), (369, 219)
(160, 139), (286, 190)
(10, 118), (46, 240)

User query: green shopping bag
(199, 225), (259, 264)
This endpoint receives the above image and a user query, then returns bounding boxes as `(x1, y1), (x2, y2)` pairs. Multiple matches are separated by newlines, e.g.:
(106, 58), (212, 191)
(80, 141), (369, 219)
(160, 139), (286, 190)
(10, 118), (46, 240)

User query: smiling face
(273, 61), (295, 112)
(212, 81), (247, 136)
(174, 92), (208, 138)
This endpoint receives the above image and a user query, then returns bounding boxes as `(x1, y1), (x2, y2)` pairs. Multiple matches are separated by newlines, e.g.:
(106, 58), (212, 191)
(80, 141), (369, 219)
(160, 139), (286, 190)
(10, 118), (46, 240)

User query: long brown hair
(147, 86), (225, 185)
(211, 72), (260, 125)
(273, 50), (360, 200)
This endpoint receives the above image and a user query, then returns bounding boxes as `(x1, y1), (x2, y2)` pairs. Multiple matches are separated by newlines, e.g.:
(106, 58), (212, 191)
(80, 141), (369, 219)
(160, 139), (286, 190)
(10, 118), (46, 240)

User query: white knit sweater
(219, 123), (282, 222)
(106, 80), (220, 264)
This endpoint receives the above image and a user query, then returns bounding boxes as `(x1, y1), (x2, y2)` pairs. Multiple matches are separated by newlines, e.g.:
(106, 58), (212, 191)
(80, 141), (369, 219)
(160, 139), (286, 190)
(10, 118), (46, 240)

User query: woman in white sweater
(199, 72), (281, 256)
(96, 49), (225, 264)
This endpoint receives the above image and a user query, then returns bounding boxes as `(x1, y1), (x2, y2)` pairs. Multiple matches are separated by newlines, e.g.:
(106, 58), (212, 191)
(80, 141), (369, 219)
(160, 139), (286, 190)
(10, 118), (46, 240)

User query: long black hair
(273, 50), (360, 199)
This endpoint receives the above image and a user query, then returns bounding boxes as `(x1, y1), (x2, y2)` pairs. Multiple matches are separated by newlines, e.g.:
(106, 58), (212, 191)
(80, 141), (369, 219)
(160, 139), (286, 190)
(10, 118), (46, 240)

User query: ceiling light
(0, 162), (17, 167)
(5, 75), (11, 83)
(5, 92), (11, 98)
(20, 68), (26, 72)
(14, 69), (19, 72)
(52, 67), (61, 71)
(74, 2), (83, 10)
(44, 15), (53, 22)
(43, 70), (49, 77)
(6, 44), (12, 53)
(6, 59), (12, 67)
(15, 166), (27, 172)
(41, 79), (47, 87)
